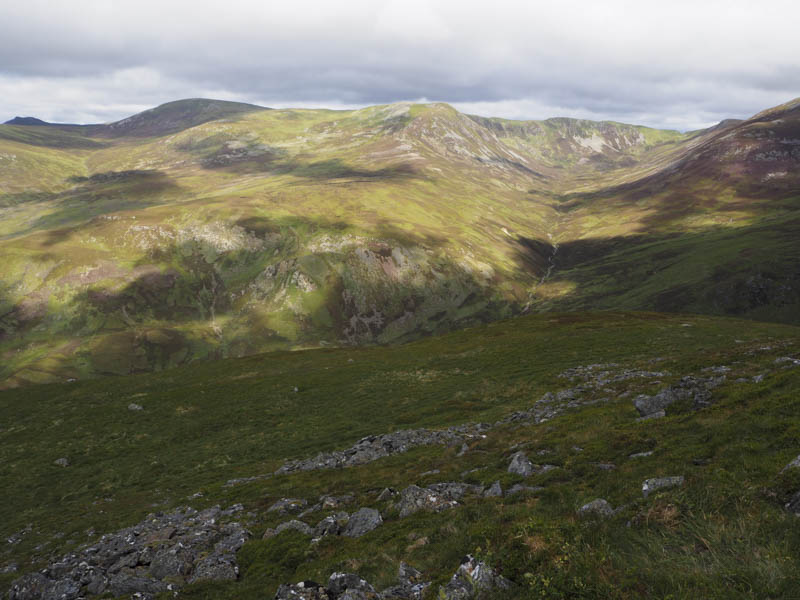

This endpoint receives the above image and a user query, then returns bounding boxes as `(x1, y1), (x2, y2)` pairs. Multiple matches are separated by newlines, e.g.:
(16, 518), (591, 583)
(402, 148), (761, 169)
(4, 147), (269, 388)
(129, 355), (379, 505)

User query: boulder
(484, 481), (503, 497)
(313, 512), (350, 538)
(508, 451), (533, 477)
(342, 508), (382, 538)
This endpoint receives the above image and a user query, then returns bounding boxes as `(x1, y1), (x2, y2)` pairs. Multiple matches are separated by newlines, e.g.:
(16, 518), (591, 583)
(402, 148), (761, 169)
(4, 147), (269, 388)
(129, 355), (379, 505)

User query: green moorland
(1, 97), (798, 387)
(2, 311), (800, 598)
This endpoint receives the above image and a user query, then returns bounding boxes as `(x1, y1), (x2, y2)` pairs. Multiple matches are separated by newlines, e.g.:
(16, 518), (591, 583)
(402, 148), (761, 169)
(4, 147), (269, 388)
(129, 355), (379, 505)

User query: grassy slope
(0, 99), (798, 387)
(2, 312), (800, 598)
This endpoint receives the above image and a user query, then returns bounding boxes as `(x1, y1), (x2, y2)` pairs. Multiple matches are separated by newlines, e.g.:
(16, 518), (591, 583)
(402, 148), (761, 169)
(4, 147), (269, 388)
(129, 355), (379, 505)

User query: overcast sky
(1, 0), (798, 130)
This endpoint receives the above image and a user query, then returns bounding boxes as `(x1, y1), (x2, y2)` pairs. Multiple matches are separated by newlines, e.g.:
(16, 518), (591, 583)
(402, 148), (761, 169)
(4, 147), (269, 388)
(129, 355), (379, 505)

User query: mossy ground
(2, 311), (800, 598)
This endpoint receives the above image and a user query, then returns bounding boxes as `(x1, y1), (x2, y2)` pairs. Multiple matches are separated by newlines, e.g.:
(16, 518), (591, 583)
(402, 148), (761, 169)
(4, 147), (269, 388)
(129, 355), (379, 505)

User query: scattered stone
(420, 469), (440, 477)
(268, 498), (308, 514)
(629, 451), (654, 459)
(578, 498), (614, 517)
(440, 555), (513, 600)
(53, 457), (69, 467)
(572, 446), (584, 453)
(1, 562), (19, 574)
(753, 374), (766, 383)
(342, 508), (382, 538)
(128, 403), (143, 411)
(484, 481), (503, 497)
(642, 476), (685, 498)
(8, 505), (249, 599)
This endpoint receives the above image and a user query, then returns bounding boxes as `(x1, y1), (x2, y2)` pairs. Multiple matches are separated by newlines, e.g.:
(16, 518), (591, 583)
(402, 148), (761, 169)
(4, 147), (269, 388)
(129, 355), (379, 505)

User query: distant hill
(0, 96), (798, 387)
(3, 116), (54, 126)
(100, 98), (269, 137)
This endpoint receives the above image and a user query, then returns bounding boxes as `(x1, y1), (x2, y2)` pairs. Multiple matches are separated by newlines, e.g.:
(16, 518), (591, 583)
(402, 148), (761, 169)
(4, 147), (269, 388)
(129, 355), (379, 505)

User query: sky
(1, 0), (798, 131)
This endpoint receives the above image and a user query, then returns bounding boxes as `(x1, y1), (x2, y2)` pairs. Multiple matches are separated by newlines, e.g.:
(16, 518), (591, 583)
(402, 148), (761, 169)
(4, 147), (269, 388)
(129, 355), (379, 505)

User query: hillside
(0, 97), (798, 387)
(2, 312), (800, 599)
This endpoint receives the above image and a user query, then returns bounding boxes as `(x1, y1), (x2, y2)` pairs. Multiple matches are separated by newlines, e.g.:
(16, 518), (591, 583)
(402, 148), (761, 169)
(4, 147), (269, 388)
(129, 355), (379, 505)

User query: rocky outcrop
(7, 505), (249, 600)
(395, 483), (483, 518)
(633, 375), (726, 417)
(277, 426), (488, 475)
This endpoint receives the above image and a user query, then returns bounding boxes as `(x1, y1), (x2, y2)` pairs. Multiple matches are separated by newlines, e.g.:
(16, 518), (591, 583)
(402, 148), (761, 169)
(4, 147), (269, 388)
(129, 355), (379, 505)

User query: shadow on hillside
(520, 217), (800, 322)
(0, 124), (109, 149)
(0, 170), (183, 243)
(195, 137), (423, 181)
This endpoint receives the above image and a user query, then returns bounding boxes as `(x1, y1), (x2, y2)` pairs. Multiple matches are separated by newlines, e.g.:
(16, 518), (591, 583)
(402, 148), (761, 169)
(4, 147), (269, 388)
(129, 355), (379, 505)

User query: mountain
(0, 97), (798, 387)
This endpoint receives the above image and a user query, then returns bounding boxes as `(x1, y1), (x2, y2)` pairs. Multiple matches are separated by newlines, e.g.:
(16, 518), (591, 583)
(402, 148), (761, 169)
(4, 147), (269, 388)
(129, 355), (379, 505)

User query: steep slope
(531, 98), (800, 322)
(0, 97), (798, 387)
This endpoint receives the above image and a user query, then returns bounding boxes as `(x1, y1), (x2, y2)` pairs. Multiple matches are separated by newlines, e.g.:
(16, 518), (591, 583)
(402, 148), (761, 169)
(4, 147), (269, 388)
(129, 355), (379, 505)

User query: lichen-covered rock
(507, 451), (533, 477)
(440, 555), (513, 600)
(642, 476), (685, 498)
(578, 498), (614, 517)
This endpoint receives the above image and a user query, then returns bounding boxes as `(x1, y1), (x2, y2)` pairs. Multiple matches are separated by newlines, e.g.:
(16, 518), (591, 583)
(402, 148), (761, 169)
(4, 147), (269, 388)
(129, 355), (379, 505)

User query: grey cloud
(1, 0), (798, 129)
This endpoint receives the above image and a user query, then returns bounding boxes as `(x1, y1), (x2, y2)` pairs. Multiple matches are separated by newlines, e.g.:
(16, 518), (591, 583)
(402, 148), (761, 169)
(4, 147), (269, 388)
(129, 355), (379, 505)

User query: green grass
(2, 311), (800, 597)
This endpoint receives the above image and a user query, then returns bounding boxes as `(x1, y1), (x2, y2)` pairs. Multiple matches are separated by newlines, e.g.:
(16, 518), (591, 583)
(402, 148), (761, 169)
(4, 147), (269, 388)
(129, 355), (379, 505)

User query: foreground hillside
(2, 312), (800, 598)
(1, 98), (799, 386)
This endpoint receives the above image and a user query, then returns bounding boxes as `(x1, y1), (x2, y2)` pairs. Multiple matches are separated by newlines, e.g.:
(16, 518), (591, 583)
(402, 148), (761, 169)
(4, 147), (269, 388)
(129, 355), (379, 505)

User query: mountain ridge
(0, 96), (798, 387)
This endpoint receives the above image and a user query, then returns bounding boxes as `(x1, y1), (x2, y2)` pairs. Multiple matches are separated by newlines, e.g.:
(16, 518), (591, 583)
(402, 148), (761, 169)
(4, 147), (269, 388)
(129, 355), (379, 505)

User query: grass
(2, 311), (800, 597)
